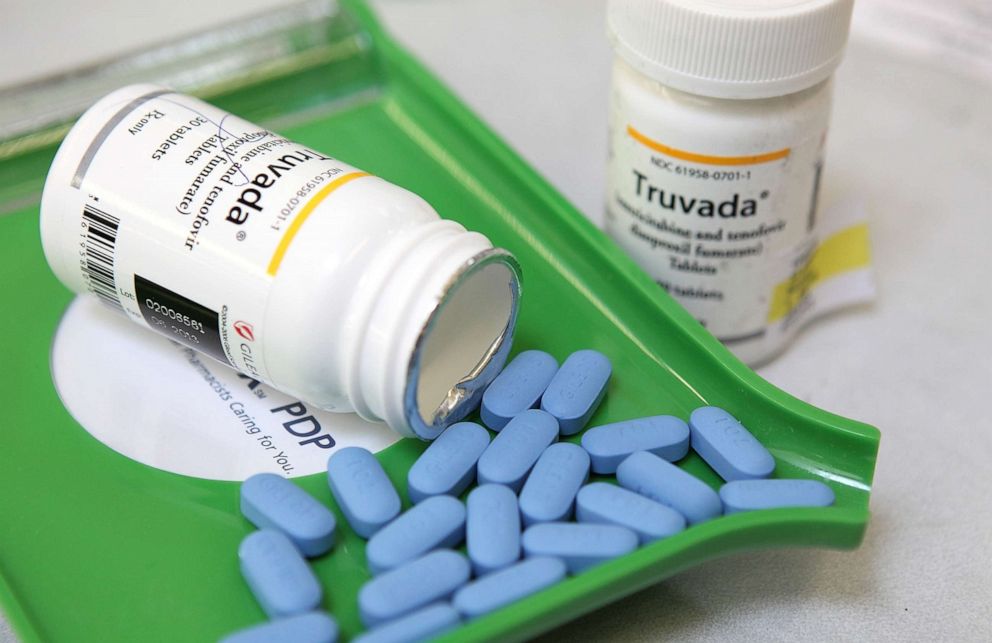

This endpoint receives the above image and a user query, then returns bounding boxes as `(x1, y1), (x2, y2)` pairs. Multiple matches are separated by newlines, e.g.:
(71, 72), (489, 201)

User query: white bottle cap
(607, 0), (854, 99)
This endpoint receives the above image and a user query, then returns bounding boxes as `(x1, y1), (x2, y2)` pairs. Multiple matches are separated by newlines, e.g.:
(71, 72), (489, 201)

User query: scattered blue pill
(238, 530), (322, 618)
(540, 350), (611, 435)
(220, 612), (339, 643)
(240, 473), (337, 557)
(358, 549), (471, 627)
(519, 443), (590, 526)
(689, 406), (775, 481)
(407, 422), (490, 504)
(616, 451), (721, 525)
(481, 350), (559, 430)
(581, 415), (690, 474)
(352, 603), (460, 643)
(521, 522), (637, 573)
(720, 479), (835, 514)
(327, 447), (401, 538)
(366, 495), (466, 575)
(575, 482), (685, 544)
(466, 484), (521, 575)
(477, 409), (559, 492)
(453, 557), (567, 619)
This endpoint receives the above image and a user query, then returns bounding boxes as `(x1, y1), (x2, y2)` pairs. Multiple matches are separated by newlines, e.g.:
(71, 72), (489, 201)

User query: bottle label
(607, 103), (874, 361)
(60, 90), (371, 382)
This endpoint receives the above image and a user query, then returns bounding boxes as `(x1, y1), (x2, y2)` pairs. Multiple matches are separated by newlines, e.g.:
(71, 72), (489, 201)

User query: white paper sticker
(51, 296), (400, 481)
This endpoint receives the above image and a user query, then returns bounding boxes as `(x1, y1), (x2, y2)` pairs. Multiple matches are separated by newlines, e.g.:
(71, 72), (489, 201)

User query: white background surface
(1, 1), (990, 641)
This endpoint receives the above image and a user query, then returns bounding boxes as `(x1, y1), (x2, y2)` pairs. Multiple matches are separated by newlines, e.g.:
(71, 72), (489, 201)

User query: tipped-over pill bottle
(41, 85), (520, 440)
(605, 0), (854, 365)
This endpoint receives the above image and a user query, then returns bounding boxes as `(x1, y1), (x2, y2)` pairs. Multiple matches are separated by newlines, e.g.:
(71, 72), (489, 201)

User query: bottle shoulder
(611, 56), (833, 143)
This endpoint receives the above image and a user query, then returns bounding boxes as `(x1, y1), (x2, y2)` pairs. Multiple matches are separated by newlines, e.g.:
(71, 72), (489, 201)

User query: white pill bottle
(605, 0), (854, 365)
(41, 85), (520, 440)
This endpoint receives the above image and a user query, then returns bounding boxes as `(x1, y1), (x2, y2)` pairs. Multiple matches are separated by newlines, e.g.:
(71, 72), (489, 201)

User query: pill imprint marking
(365, 495), (466, 574)
(240, 473), (336, 557)
(327, 447), (401, 538)
(481, 350), (559, 430)
(238, 530), (323, 618)
(407, 421), (490, 503)
(476, 409), (559, 491)
(466, 484), (521, 575)
(519, 442), (590, 526)
(358, 549), (471, 627)
(720, 478), (835, 514)
(689, 406), (775, 481)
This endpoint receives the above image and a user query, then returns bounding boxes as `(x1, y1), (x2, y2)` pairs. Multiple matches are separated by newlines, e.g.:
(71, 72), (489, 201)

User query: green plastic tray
(0, 1), (879, 641)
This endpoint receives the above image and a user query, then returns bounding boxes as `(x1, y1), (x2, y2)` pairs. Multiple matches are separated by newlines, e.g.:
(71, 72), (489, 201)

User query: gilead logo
(234, 320), (255, 341)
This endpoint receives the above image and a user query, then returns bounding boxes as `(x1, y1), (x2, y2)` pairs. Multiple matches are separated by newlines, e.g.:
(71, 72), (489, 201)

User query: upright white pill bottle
(605, 0), (854, 365)
(41, 85), (521, 440)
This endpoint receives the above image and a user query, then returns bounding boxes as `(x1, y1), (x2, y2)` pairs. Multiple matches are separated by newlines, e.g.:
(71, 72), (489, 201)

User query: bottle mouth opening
(404, 249), (521, 440)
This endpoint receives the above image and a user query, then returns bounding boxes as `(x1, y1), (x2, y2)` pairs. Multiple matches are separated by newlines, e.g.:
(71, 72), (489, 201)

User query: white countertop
(2, 1), (990, 640)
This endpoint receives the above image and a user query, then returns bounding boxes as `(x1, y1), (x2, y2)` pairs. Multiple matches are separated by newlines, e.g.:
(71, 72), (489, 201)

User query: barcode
(81, 203), (123, 311)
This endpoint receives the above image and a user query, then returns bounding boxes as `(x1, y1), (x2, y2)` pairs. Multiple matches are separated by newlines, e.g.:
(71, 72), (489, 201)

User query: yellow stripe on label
(627, 125), (791, 166)
(266, 171), (371, 276)
(767, 223), (872, 323)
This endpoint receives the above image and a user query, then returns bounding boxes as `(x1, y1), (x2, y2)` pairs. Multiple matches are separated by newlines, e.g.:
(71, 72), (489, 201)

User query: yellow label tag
(768, 223), (872, 323)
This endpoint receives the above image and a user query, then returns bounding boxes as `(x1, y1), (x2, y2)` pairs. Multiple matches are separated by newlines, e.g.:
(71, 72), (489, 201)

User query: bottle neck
(615, 54), (833, 106)
(343, 219), (521, 439)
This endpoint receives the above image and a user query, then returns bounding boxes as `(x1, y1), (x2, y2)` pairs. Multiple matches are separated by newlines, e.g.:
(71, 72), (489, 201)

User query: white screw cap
(607, 0), (854, 99)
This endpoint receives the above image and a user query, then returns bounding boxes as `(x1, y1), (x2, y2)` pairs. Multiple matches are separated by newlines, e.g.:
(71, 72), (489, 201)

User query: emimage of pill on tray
(0, 0), (989, 642)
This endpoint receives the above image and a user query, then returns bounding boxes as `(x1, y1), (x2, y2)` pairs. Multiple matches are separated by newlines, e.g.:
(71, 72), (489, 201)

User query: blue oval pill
(519, 443), (590, 526)
(720, 479), (835, 514)
(358, 550), (471, 627)
(327, 447), (401, 538)
(477, 409), (558, 492)
(481, 350), (559, 430)
(352, 603), (460, 643)
(540, 350), (611, 435)
(220, 612), (339, 643)
(575, 482), (685, 544)
(581, 415), (690, 474)
(616, 451), (721, 525)
(453, 557), (566, 619)
(366, 495), (466, 575)
(521, 522), (637, 573)
(689, 406), (775, 481)
(238, 530), (322, 618)
(241, 473), (337, 557)
(466, 484), (520, 575)
(407, 422), (490, 504)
